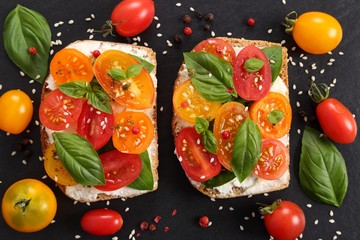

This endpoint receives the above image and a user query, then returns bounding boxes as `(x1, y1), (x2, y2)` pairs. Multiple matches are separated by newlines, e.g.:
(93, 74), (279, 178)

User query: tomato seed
(199, 216), (210, 228)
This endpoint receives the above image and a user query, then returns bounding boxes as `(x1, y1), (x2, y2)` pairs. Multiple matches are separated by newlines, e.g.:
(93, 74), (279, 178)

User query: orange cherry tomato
(249, 92), (292, 139)
(213, 102), (249, 170)
(93, 50), (154, 110)
(112, 111), (154, 154)
(50, 48), (94, 85)
(173, 79), (222, 124)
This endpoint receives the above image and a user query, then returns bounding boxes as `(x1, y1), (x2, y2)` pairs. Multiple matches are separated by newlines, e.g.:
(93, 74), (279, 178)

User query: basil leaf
(203, 168), (236, 188)
(58, 81), (89, 98)
(195, 117), (209, 134)
(3, 5), (51, 83)
(130, 54), (155, 73)
(184, 52), (236, 102)
(203, 130), (217, 154)
(108, 68), (127, 81)
(52, 132), (105, 186)
(86, 83), (112, 114)
(299, 126), (348, 207)
(230, 118), (262, 182)
(128, 151), (154, 190)
(268, 110), (284, 125)
(262, 46), (282, 82)
(244, 58), (264, 72)
(126, 64), (143, 78)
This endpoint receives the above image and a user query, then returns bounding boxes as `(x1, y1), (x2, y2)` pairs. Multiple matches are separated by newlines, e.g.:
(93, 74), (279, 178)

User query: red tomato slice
(254, 139), (289, 180)
(39, 89), (83, 131)
(77, 101), (114, 150)
(193, 38), (236, 64)
(233, 45), (272, 101)
(93, 50), (155, 110)
(175, 127), (222, 182)
(95, 150), (142, 191)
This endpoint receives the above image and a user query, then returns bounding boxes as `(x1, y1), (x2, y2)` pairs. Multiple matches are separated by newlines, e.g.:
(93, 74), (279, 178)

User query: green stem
(282, 11), (298, 34)
(309, 81), (330, 103)
(14, 198), (31, 214)
(258, 199), (282, 215)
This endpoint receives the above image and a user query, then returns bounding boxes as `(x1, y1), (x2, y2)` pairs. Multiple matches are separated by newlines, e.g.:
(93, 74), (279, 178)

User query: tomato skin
(292, 12), (342, 54)
(0, 90), (33, 134)
(193, 38), (236, 64)
(81, 208), (123, 236)
(111, 0), (155, 37)
(2, 179), (57, 233)
(262, 200), (305, 240)
(233, 45), (272, 101)
(95, 150), (142, 191)
(316, 98), (357, 144)
(175, 127), (222, 182)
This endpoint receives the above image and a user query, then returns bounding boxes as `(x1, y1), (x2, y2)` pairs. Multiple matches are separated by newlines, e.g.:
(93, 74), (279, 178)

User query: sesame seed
(244, 216), (249, 220)
(154, 16), (159, 20)
(292, 84), (297, 90)
(85, 17), (92, 21)
(296, 101), (300, 107)
(229, 207), (234, 211)
(320, 69), (325, 74)
(314, 219), (319, 225)
(32, 89), (36, 94)
(336, 231), (342, 235)
(297, 129), (301, 134)
(264, 193), (269, 196)
(175, 3), (182, 7)
(298, 91), (303, 95)
(68, 20), (74, 24)
(22, 160), (27, 165)
(57, 32), (62, 37)
(240, 225), (244, 231)
(157, 33), (163, 37)
(339, 52), (344, 55)
(267, 29), (273, 34)
(329, 219), (335, 223)
(219, 206), (223, 210)
(190, 7), (195, 11)
(281, 40), (286, 45)
(306, 203), (312, 208)
(156, 23), (161, 28)
(125, 207), (130, 212)
(89, 34), (94, 39)
(227, 32), (232, 36)
(329, 210), (334, 216)
(20, 71), (25, 76)
(282, 0), (286, 4)
(211, 31), (216, 37)
(162, 51), (168, 55)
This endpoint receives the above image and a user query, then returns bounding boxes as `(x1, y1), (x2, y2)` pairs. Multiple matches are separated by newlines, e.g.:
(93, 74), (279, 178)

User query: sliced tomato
(254, 139), (289, 180)
(112, 111), (154, 154)
(249, 92), (292, 139)
(213, 102), (249, 171)
(93, 50), (154, 110)
(77, 101), (114, 150)
(175, 127), (222, 182)
(43, 143), (77, 186)
(193, 38), (236, 64)
(39, 89), (83, 130)
(95, 150), (142, 191)
(173, 79), (222, 123)
(233, 45), (272, 101)
(50, 48), (94, 85)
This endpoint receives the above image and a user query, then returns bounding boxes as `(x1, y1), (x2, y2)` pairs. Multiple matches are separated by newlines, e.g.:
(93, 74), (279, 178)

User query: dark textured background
(1, 0), (359, 239)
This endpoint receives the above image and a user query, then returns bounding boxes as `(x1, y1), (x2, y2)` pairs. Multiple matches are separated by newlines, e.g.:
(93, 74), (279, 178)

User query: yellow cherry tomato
(2, 179), (57, 232)
(284, 11), (343, 54)
(0, 89), (33, 134)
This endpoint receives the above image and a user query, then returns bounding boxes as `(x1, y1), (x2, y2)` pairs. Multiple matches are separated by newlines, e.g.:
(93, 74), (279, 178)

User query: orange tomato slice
(50, 48), (94, 85)
(173, 79), (222, 123)
(249, 92), (292, 139)
(112, 111), (154, 154)
(213, 102), (249, 170)
(93, 50), (155, 110)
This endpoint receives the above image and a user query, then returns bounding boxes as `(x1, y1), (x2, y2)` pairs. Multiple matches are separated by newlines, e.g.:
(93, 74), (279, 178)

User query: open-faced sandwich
(39, 40), (158, 202)
(172, 37), (291, 198)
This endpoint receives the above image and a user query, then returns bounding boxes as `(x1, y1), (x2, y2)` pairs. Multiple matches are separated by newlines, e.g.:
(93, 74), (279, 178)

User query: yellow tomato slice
(173, 79), (222, 123)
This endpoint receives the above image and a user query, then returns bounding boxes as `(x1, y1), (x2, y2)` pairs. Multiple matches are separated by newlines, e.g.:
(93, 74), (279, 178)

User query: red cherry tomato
(175, 127), (222, 182)
(77, 101), (114, 150)
(260, 200), (306, 240)
(193, 38), (236, 64)
(110, 0), (155, 37)
(95, 150), (142, 191)
(233, 45), (272, 101)
(81, 208), (123, 236)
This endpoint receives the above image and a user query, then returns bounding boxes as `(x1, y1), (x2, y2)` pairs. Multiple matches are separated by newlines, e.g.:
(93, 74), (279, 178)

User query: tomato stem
(282, 11), (298, 34)
(309, 81), (330, 103)
(95, 20), (125, 37)
(258, 199), (282, 215)
(14, 198), (32, 214)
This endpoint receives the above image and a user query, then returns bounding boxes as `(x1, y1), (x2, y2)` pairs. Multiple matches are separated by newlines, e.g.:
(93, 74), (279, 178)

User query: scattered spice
(164, 226), (170, 232)
(183, 26), (193, 35)
(153, 215), (162, 223)
(91, 50), (101, 58)
(205, 13), (215, 22)
(140, 221), (149, 230)
(195, 11), (203, 19)
(183, 15), (191, 23)
(148, 224), (157, 231)
(247, 18), (255, 26)
(199, 216), (210, 228)
(203, 23), (211, 31)
(174, 34), (183, 43)
(28, 47), (37, 55)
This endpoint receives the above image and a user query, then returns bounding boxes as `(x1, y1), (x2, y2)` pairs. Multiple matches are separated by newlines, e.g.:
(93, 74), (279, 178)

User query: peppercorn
(28, 47), (37, 55)
(205, 13), (215, 22)
(149, 224), (157, 231)
(247, 18), (255, 26)
(183, 15), (191, 23)
(203, 23), (211, 31)
(183, 26), (193, 35)
(140, 221), (149, 230)
(92, 50), (101, 58)
(199, 216), (210, 228)
(174, 34), (183, 43)
(195, 11), (203, 19)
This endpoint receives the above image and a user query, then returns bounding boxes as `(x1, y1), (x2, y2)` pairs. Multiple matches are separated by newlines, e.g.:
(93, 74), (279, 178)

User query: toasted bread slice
(172, 37), (290, 198)
(40, 40), (158, 202)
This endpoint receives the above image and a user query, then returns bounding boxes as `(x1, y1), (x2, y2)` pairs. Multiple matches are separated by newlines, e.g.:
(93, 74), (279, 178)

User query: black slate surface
(0, 0), (359, 239)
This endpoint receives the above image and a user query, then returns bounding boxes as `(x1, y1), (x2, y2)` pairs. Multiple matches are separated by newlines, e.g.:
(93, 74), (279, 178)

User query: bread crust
(40, 40), (158, 202)
(172, 37), (290, 198)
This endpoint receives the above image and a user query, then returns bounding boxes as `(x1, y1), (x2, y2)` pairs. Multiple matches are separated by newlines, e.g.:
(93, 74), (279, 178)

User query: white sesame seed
(282, 0), (286, 4)
(336, 231), (342, 235)
(227, 32), (232, 36)
(11, 151), (17, 156)
(229, 207), (234, 211)
(85, 17), (92, 21)
(190, 7), (195, 11)
(264, 192), (269, 196)
(57, 32), (62, 37)
(281, 40), (286, 45)
(298, 91), (303, 95)
(329, 210), (334, 216)
(240, 225), (244, 231)
(157, 33), (163, 37)
(175, 3), (181, 7)
(219, 206), (223, 210)
(20, 71), (25, 76)
(68, 19), (74, 24)
(22, 160), (27, 165)
(296, 101), (300, 107)
(292, 84), (297, 90)
(154, 16), (159, 20)
(297, 129), (301, 134)
(320, 69), (325, 74)
(50, 49), (54, 55)
(329, 219), (335, 223)
(338, 52), (344, 55)
(36, 75), (41, 80)
(125, 207), (130, 212)
(163, 51), (168, 55)
(244, 216), (249, 220)
(267, 29), (273, 34)
(89, 34), (94, 39)
(306, 203), (312, 208)
(314, 219), (319, 225)
(156, 23), (161, 28)
(91, 14), (95, 19)
(211, 31), (215, 37)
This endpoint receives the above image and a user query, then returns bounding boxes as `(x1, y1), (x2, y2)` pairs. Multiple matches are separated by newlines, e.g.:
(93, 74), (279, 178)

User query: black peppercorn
(174, 34), (183, 43)
(183, 15), (191, 23)
(205, 13), (215, 22)
(195, 11), (203, 19)
(203, 23), (211, 31)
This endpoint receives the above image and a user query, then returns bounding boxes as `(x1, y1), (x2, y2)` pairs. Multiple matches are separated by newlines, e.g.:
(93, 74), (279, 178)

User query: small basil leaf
(262, 46), (282, 82)
(128, 151), (154, 190)
(3, 5), (51, 83)
(184, 52), (236, 103)
(52, 132), (105, 186)
(244, 58), (264, 72)
(126, 64), (143, 79)
(58, 81), (88, 98)
(231, 118), (262, 182)
(203, 130), (218, 154)
(299, 126), (348, 207)
(195, 117), (209, 134)
(268, 110), (284, 125)
(203, 168), (236, 188)
(130, 54), (155, 73)
(108, 68), (126, 81)
(86, 83), (112, 114)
